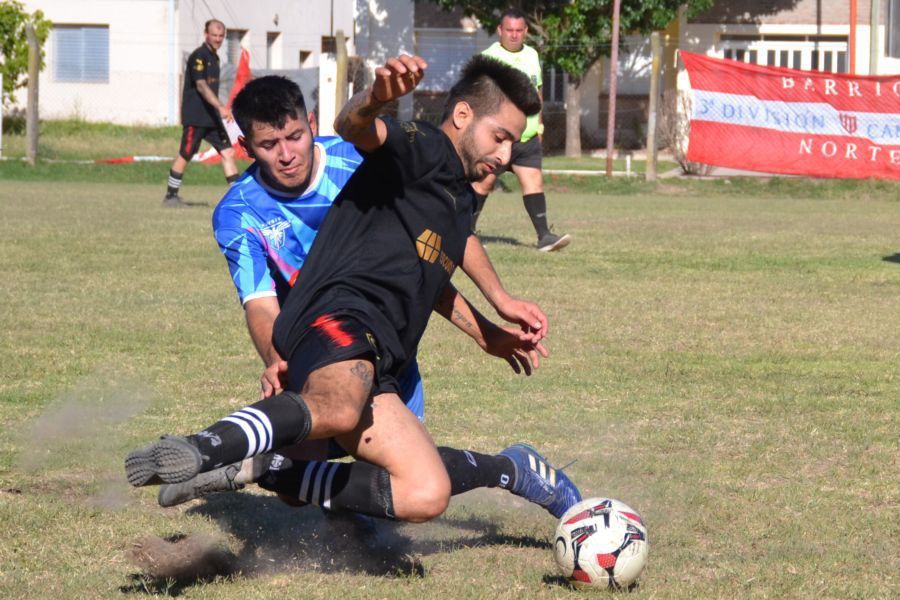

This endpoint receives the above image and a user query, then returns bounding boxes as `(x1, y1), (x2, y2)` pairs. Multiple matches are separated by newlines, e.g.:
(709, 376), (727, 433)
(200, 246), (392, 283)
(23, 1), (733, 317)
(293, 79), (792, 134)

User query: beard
(458, 125), (490, 183)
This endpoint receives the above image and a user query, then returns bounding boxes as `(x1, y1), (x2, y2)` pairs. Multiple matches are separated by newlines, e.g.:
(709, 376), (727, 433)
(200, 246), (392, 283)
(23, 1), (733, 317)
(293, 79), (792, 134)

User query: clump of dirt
(127, 534), (237, 582)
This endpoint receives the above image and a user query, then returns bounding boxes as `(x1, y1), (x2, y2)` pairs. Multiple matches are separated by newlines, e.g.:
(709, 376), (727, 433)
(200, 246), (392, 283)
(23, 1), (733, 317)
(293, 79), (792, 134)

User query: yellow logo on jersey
(194, 58), (204, 71)
(416, 229), (441, 263)
(400, 120), (422, 143)
(416, 229), (456, 274)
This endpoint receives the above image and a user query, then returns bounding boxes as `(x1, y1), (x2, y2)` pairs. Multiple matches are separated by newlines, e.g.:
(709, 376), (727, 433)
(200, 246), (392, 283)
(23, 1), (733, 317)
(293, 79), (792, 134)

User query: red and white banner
(681, 51), (900, 180)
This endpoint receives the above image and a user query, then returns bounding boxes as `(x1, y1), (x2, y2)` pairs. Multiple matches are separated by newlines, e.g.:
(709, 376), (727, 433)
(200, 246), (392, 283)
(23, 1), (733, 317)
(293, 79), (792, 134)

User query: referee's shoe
(537, 231), (571, 252)
(500, 443), (581, 518)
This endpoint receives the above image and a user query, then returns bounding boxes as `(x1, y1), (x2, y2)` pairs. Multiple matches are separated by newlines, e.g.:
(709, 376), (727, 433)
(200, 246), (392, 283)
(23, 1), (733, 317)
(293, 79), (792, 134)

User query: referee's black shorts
(494, 135), (543, 177)
(178, 124), (230, 159)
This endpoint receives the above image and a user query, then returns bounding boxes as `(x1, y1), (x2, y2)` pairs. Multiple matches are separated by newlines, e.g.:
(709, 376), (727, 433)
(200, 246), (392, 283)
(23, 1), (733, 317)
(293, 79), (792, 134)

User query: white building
(22, 0), (356, 125)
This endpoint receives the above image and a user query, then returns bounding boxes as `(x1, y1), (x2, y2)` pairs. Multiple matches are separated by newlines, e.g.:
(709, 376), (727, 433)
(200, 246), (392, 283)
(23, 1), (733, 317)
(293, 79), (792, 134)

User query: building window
(720, 34), (849, 73)
(542, 65), (564, 103)
(226, 29), (247, 64)
(53, 25), (109, 82)
(890, 0), (900, 58)
(414, 29), (480, 91)
(267, 32), (282, 69)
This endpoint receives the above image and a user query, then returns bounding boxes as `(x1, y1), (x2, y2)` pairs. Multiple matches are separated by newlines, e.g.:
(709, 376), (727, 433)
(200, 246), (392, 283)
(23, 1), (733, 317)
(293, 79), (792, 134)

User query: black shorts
(285, 312), (400, 397)
(178, 124), (230, 159)
(496, 135), (543, 176)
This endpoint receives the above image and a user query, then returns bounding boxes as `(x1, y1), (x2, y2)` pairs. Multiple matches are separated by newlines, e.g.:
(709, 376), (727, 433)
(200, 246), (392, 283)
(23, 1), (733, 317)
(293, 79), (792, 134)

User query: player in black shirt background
(163, 19), (239, 207)
(127, 55), (581, 526)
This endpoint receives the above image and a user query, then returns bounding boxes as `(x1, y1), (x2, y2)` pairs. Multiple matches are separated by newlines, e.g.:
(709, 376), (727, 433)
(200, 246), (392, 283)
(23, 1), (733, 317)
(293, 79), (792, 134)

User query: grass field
(0, 156), (898, 598)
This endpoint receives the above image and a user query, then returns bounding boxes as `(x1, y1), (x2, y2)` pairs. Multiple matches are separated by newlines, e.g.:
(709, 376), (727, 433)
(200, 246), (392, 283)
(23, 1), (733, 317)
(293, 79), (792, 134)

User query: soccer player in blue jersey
(130, 65), (581, 525)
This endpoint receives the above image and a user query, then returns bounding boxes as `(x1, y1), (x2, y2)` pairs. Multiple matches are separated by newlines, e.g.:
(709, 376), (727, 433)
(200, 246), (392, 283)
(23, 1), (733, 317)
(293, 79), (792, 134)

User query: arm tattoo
(452, 307), (476, 333)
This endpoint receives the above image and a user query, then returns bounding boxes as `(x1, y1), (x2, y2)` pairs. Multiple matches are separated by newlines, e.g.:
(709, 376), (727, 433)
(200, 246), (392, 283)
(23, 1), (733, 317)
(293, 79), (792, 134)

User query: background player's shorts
(496, 135), (543, 176)
(179, 124), (230, 159)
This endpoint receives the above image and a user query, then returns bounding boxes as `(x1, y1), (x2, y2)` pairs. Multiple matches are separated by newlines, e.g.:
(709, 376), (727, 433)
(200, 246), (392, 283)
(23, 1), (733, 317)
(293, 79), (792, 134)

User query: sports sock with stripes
(166, 169), (183, 197)
(523, 192), (550, 238)
(187, 391), (312, 471)
(255, 454), (396, 519)
(437, 447), (516, 495)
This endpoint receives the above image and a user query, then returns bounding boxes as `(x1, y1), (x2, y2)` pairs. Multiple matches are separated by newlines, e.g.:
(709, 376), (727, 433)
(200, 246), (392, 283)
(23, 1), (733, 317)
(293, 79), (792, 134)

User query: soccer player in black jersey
(163, 19), (239, 207)
(127, 55), (581, 525)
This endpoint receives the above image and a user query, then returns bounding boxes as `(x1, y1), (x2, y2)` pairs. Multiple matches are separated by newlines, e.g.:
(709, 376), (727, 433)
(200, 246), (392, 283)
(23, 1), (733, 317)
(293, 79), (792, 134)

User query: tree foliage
(423, 0), (714, 83)
(0, 0), (51, 106)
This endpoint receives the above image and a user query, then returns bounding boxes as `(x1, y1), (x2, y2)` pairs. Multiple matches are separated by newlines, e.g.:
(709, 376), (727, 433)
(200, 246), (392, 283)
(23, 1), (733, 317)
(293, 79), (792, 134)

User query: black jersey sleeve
(375, 116), (442, 183)
(188, 50), (209, 84)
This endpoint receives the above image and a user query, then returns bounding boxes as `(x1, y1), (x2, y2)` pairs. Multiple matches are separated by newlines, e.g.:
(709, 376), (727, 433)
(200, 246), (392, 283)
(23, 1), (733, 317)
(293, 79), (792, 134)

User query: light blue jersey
(212, 136), (424, 418)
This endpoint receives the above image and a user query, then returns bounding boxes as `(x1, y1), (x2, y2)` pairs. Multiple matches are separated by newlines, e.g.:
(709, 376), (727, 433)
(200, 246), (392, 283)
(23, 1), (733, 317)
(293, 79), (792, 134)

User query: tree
(0, 0), (51, 107)
(422, 0), (713, 155)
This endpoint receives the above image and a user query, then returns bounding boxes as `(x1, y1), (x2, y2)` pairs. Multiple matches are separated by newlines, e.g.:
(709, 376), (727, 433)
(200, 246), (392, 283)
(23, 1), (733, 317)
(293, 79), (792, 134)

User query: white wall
(23, 0), (172, 124)
(20, 0), (356, 125)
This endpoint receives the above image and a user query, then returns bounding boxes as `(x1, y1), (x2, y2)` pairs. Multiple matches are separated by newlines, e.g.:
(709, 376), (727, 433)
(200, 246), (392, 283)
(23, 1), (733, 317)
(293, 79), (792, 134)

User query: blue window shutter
(54, 25), (109, 82)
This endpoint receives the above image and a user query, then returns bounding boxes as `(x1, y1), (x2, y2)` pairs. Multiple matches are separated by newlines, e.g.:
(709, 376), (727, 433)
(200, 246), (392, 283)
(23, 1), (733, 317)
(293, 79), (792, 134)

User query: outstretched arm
(334, 54), (427, 153)
(434, 283), (548, 375)
(460, 234), (549, 343)
(244, 297), (289, 399)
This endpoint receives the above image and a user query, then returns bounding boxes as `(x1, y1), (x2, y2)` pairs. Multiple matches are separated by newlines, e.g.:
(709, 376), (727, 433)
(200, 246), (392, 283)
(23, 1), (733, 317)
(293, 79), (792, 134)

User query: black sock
(437, 447), (515, 495)
(256, 454), (396, 519)
(187, 391), (312, 471)
(472, 192), (488, 230)
(226, 173), (238, 184)
(166, 169), (183, 197)
(523, 192), (550, 238)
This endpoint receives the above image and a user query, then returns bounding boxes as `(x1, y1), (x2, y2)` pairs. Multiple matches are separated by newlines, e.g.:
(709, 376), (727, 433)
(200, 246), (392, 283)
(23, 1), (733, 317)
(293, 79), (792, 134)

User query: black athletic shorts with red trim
(178, 124), (230, 160)
(495, 135), (543, 176)
(285, 312), (402, 398)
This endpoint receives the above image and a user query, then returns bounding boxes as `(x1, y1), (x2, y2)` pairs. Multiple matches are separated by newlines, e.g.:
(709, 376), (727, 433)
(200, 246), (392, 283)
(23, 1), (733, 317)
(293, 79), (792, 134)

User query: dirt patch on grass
(127, 533), (237, 582)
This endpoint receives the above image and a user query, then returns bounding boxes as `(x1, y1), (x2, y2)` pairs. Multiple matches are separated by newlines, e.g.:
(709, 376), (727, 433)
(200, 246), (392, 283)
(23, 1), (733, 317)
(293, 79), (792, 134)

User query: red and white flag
(681, 51), (900, 180)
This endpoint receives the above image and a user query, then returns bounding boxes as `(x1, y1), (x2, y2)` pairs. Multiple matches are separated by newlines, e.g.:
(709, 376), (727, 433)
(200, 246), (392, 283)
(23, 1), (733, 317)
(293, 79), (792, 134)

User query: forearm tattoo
(452, 307), (476, 334)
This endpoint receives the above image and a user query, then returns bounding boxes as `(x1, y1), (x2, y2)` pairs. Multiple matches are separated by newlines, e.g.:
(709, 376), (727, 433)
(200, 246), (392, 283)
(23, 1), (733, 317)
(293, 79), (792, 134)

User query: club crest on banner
(839, 114), (858, 134)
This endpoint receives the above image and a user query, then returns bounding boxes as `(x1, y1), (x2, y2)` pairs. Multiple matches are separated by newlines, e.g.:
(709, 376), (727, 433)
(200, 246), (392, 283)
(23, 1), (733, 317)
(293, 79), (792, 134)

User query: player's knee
(326, 401), (366, 434)
(393, 470), (451, 523)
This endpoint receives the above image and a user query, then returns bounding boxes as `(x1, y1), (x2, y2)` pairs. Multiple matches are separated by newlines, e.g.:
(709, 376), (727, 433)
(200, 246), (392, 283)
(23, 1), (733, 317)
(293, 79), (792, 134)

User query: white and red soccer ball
(553, 497), (649, 589)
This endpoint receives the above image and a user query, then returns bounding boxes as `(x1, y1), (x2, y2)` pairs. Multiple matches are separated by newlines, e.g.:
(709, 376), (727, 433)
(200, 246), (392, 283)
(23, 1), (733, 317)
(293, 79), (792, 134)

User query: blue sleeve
(212, 199), (277, 304)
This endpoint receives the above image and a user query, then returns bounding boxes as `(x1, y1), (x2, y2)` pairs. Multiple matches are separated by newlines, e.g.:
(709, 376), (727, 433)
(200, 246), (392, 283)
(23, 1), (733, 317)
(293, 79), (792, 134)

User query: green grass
(1, 175), (899, 597)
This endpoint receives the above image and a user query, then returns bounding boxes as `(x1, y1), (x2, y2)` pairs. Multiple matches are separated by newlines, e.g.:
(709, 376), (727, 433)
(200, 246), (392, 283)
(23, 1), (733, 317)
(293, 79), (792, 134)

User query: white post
(319, 52), (338, 136)
(168, 0), (176, 124)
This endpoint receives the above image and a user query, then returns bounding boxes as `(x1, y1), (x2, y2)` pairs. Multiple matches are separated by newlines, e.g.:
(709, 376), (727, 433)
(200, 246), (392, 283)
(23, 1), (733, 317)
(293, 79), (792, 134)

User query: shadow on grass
(478, 234), (527, 247)
(882, 253), (900, 264)
(121, 490), (550, 593)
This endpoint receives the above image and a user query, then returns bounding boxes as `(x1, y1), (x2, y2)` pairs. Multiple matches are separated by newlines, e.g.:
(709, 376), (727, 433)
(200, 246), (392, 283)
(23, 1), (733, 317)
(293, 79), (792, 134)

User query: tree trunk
(564, 76), (581, 158)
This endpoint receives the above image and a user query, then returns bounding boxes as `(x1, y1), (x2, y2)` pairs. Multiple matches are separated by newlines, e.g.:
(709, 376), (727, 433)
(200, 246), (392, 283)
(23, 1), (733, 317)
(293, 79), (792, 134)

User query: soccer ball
(553, 497), (649, 590)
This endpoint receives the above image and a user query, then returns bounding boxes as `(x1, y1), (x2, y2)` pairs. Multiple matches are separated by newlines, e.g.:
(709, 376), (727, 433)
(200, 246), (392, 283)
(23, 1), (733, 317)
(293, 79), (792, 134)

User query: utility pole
(25, 23), (40, 166)
(646, 32), (662, 182)
(869, 0), (880, 74)
(605, 0), (622, 177)
(849, 0), (857, 74)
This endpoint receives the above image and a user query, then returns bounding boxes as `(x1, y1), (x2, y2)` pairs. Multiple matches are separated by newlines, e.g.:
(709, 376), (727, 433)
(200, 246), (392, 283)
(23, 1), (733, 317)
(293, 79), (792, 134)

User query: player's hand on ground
(260, 360), (289, 399)
(372, 55), (427, 103)
(483, 323), (549, 376)
(493, 297), (549, 344)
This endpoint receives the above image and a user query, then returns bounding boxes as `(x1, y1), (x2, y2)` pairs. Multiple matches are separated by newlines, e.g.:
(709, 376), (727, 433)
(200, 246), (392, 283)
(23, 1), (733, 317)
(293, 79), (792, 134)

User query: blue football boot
(499, 443), (582, 518)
